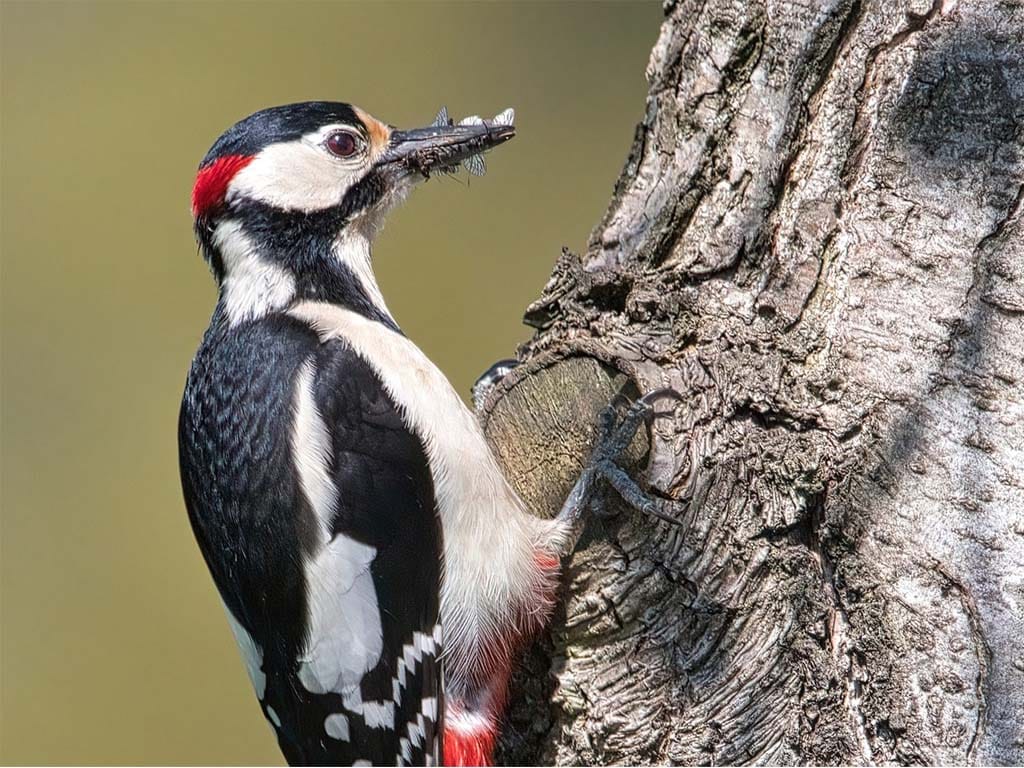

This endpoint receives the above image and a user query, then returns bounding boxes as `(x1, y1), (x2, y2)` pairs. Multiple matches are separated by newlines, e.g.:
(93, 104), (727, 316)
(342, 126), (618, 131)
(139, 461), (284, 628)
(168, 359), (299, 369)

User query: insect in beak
(378, 106), (516, 179)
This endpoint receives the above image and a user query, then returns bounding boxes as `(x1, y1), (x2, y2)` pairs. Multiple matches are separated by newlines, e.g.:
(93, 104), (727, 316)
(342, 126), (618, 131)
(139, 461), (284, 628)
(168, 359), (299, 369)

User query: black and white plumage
(179, 102), (523, 766)
(179, 102), (679, 767)
(180, 312), (443, 764)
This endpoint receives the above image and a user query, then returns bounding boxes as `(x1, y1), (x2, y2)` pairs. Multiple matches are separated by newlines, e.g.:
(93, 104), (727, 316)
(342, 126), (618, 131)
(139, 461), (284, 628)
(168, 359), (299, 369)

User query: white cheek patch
(229, 133), (366, 212)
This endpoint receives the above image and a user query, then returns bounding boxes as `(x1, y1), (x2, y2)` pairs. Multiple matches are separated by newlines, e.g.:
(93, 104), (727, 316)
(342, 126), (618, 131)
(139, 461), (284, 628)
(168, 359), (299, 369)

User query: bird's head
(190, 101), (515, 325)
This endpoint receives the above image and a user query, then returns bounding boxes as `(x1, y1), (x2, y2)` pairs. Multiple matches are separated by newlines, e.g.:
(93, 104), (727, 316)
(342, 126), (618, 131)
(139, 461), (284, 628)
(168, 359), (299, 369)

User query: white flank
(214, 220), (296, 326)
(222, 603), (267, 699)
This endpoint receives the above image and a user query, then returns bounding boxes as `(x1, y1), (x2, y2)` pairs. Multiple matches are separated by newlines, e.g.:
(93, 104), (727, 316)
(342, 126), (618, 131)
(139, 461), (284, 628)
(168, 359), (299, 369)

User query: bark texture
(480, 0), (1024, 764)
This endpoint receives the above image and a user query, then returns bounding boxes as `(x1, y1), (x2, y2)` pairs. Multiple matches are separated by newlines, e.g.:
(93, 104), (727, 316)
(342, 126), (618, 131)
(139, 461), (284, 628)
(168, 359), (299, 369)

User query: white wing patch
(223, 603), (266, 699)
(287, 324), (450, 759)
(292, 361), (338, 534)
(361, 700), (396, 729)
(324, 713), (350, 741)
(297, 535), (382, 695)
(290, 359), (384, 698)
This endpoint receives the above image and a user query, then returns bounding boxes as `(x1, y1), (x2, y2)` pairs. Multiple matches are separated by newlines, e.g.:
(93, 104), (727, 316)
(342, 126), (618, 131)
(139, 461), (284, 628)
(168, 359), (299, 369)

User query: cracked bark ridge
(480, 0), (1024, 764)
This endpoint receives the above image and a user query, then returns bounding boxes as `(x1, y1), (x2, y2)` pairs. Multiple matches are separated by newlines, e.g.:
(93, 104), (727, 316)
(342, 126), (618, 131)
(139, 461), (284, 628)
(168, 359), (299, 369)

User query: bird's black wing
(304, 337), (444, 766)
(180, 315), (443, 766)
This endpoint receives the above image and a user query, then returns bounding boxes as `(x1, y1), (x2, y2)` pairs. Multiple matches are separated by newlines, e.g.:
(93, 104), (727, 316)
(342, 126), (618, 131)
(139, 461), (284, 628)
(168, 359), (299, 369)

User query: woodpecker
(179, 102), (679, 767)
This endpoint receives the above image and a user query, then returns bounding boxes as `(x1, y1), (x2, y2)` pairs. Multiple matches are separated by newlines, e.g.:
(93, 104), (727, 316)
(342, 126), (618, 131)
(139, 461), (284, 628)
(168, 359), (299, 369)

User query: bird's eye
(326, 131), (359, 158)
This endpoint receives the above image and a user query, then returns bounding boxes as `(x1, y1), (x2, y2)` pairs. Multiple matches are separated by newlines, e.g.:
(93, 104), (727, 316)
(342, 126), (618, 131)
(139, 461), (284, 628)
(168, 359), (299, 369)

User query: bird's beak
(378, 107), (516, 178)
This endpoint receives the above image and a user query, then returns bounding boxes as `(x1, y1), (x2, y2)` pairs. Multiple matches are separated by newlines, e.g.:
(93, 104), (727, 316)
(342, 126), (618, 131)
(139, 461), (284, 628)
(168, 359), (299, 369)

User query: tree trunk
(479, 0), (1024, 764)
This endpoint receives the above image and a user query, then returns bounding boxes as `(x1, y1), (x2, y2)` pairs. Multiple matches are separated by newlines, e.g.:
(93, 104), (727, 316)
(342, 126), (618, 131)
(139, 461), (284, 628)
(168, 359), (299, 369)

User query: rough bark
(479, 0), (1024, 764)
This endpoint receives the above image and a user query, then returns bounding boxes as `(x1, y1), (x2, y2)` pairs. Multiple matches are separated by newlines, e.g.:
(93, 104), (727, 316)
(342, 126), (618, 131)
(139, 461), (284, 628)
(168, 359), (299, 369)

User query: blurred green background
(0, 1), (660, 763)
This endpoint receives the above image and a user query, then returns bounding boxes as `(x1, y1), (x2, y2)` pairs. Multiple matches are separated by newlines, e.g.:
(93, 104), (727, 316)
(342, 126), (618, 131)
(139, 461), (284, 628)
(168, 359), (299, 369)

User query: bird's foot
(554, 388), (685, 542)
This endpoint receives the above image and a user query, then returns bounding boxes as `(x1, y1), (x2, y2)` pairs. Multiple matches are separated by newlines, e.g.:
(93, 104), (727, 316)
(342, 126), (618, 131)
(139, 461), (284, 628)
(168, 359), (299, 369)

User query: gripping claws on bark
(598, 387), (683, 457)
(588, 387), (685, 524)
(594, 459), (686, 525)
(553, 386), (685, 541)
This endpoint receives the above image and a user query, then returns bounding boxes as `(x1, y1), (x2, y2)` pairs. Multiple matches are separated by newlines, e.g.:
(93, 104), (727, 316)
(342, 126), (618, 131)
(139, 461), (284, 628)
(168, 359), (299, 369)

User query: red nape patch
(444, 723), (497, 767)
(191, 154), (253, 217)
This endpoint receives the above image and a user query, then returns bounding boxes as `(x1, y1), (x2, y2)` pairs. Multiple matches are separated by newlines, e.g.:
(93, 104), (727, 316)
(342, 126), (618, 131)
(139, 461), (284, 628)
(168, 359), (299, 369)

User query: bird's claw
(594, 387), (683, 461)
(586, 387), (685, 525)
(551, 386), (686, 549)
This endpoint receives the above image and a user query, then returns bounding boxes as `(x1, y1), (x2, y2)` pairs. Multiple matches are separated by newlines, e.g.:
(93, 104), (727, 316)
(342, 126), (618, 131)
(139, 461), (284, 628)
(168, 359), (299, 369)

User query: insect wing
(463, 153), (486, 177)
(432, 106), (450, 128)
